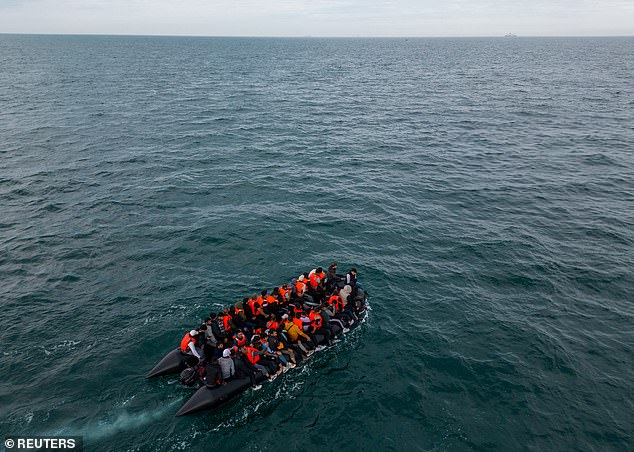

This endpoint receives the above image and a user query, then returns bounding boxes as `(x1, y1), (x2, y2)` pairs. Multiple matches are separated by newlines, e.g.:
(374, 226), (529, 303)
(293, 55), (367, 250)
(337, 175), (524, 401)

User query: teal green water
(1, 35), (633, 451)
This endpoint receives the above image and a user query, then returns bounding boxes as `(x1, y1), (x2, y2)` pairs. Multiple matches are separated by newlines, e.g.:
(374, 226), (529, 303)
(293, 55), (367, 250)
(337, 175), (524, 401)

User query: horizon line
(1, 32), (633, 39)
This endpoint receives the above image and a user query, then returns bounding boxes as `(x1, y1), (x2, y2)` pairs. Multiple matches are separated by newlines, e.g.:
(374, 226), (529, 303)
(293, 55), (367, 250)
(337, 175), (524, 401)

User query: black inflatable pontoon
(147, 282), (366, 416)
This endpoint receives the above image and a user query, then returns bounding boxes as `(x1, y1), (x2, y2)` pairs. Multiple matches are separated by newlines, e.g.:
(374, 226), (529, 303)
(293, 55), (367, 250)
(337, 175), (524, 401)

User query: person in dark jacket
(234, 349), (262, 390)
(202, 359), (221, 388)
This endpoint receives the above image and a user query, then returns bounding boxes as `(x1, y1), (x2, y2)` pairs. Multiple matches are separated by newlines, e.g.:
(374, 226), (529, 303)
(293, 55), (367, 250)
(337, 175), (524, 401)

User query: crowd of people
(178, 263), (366, 390)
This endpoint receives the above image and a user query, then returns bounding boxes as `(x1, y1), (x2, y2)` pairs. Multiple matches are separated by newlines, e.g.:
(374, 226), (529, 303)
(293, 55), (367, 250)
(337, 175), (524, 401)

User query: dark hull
(175, 308), (366, 416)
(146, 348), (192, 379)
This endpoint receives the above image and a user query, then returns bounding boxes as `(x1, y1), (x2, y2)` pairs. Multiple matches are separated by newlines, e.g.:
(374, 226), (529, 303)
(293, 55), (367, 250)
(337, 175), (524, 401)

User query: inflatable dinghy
(147, 270), (367, 416)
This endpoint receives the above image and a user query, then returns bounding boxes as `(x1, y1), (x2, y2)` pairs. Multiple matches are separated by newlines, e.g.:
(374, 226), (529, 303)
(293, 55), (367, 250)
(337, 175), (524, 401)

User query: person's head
(251, 294), (257, 300)
(261, 289), (267, 296)
(200, 324), (208, 331)
(269, 314), (277, 320)
(209, 312), (217, 320)
(297, 275), (304, 282)
(236, 330), (244, 338)
(316, 267), (323, 273)
(281, 313), (289, 321)
(295, 312), (302, 319)
(350, 268), (357, 274)
(330, 262), (337, 269)
(205, 317), (212, 325)
(272, 287), (279, 295)
(189, 329), (198, 337)
(223, 349), (231, 358)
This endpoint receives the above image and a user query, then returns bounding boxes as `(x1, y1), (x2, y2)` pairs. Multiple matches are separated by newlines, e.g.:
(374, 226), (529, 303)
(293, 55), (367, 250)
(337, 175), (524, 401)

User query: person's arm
(187, 341), (201, 359)
(294, 324), (309, 340)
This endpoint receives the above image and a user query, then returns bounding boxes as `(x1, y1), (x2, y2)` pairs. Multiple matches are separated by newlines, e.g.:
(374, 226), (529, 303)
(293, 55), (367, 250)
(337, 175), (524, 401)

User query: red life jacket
(309, 273), (320, 289)
(222, 315), (232, 332)
(267, 320), (279, 331)
(309, 311), (322, 329)
(248, 298), (258, 313)
(328, 294), (340, 307)
(234, 335), (246, 347)
(266, 295), (276, 305)
(292, 317), (303, 330)
(180, 333), (195, 352)
(245, 346), (260, 364)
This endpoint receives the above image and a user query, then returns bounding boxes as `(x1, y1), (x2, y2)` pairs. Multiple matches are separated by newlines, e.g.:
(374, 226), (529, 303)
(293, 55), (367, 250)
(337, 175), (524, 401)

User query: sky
(1, 0), (633, 37)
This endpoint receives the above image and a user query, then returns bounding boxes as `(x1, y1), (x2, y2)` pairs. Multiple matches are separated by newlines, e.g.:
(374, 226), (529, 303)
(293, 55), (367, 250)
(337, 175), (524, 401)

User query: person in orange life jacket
(299, 310), (323, 350)
(266, 314), (280, 332)
(295, 275), (307, 295)
(252, 302), (268, 328)
(180, 329), (204, 361)
(278, 284), (291, 304)
(221, 309), (235, 335)
(309, 267), (325, 290)
(309, 307), (332, 346)
(233, 330), (248, 348)
(247, 294), (260, 321)
(242, 344), (272, 378)
(232, 300), (247, 329)
(308, 267), (326, 303)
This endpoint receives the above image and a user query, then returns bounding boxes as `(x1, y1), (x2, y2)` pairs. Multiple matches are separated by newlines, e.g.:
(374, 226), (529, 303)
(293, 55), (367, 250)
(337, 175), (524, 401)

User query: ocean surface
(1, 35), (633, 451)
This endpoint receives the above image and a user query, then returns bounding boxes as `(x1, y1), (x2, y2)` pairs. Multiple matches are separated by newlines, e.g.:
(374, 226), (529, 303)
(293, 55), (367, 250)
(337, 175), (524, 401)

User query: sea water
(1, 35), (633, 451)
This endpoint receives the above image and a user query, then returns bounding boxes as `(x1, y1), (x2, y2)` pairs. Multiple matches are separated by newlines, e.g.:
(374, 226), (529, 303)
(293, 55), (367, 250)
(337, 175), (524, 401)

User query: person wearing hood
(218, 348), (235, 382)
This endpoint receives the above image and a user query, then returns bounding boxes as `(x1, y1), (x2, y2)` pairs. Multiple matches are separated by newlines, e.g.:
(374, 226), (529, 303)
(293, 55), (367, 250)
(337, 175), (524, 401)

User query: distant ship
(504, 33), (518, 38)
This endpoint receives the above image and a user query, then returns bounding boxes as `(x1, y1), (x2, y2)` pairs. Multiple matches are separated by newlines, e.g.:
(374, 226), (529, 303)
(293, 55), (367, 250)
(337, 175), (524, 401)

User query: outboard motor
(180, 365), (200, 387)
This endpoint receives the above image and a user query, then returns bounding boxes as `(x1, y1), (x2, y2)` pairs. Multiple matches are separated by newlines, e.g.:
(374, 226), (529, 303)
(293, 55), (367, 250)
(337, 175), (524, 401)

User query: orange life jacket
(245, 346), (260, 364)
(293, 317), (303, 330)
(223, 316), (232, 332)
(278, 287), (288, 302)
(248, 298), (258, 314)
(309, 311), (322, 329)
(266, 295), (276, 305)
(267, 320), (279, 331)
(295, 280), (306, 295)
(180, 333), (195, 352)
(309, 273), (319, 289)
(234, 335), (247, 347)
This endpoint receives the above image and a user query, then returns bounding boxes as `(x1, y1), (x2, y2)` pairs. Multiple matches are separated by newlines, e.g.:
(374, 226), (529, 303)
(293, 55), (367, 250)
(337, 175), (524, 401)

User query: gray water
(1, 35), (633, 451)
